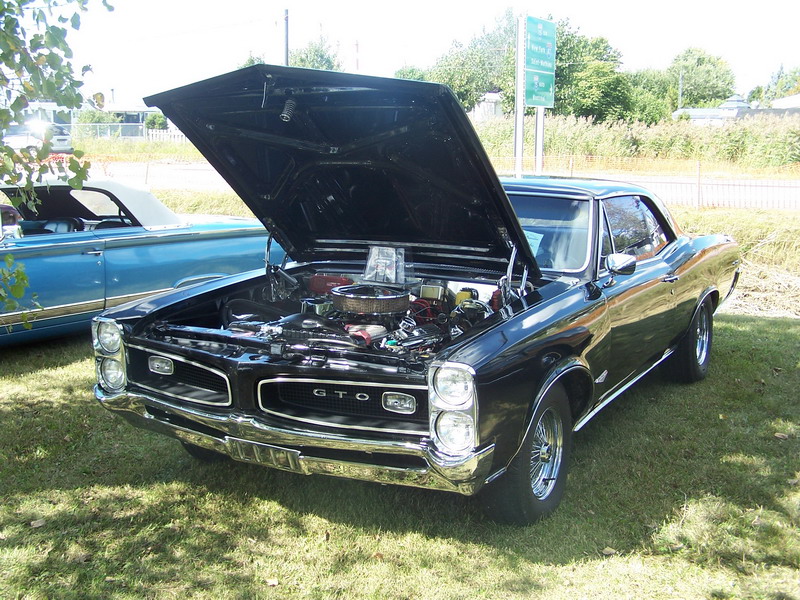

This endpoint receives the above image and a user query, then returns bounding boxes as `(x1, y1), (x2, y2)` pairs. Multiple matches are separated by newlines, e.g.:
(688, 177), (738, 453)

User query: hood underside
(145, 65), (538, 278)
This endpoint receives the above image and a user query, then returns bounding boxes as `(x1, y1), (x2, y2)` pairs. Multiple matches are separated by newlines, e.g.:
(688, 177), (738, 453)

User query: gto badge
(313, 388), (370, 401)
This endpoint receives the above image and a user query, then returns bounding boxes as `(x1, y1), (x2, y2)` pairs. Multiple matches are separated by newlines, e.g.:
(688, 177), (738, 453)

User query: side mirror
(603, 253), (636, 288)
(607, 253), (636, 276)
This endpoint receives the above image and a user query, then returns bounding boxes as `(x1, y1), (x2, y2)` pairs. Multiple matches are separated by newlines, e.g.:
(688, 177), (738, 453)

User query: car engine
(219, 274), (497, 358)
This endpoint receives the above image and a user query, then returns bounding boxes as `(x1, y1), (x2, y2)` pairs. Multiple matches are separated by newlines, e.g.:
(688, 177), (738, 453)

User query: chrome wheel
(529, 406), (564, 500)
(695, 307), (710, 365)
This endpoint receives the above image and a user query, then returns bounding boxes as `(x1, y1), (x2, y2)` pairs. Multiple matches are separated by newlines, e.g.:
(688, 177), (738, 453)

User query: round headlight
(100, 358), (126, 391)
(97, 321), (121, 354)
(435, 411), (475, 454)
(433, 366), (474, 408)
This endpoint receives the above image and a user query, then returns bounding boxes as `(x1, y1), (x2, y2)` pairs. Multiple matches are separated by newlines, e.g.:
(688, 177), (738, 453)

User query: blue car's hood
(144, 65), (538, 279)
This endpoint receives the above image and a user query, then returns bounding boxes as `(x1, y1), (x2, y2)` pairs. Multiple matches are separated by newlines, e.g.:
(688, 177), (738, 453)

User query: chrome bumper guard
(95, 387), (495, 495)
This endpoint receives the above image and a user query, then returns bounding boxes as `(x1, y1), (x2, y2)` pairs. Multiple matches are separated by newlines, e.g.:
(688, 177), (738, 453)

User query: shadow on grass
(0, 331), (92, 376)
(1, 314), (798, 597)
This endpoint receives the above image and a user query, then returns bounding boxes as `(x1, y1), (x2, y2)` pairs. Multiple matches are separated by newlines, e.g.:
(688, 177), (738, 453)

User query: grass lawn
(1, 200), (798, 599)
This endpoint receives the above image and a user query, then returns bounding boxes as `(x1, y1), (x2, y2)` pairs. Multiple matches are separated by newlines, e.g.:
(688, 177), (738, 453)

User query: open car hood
(145, 65), (539, 279)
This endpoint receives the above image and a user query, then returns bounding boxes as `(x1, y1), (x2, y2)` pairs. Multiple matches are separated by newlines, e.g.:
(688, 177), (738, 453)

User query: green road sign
(525, 16), (556, 107)
(525, 71), (555, 107)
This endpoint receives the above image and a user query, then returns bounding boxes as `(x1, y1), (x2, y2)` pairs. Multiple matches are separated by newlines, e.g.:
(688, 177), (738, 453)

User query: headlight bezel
(95, 319), (122, 354)
(92, 317), (127, 393)
(99, 357), (126, 391)
(428, 362), (478, 457)
(432, 365), (475, 410)
(434, 410), (476, 454)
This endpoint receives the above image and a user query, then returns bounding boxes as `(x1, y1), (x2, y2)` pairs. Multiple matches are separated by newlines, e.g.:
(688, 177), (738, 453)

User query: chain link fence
(491, 155), (800, 210)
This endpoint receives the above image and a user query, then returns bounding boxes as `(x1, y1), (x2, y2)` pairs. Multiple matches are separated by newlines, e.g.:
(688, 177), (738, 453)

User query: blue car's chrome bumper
(94, 386), (495, 495)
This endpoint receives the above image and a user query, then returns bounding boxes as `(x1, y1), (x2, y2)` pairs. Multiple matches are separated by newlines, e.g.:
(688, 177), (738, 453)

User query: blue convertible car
(0, 179), (281, 345)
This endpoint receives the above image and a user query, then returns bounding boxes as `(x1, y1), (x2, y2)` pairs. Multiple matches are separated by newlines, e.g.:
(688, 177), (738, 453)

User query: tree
(427, 42), (491, 111)
(551, 19), (626, 119)
(144, 112), (167, 130)
(394, 66), (427, 82)
(289, 37), (341, 71)
(75, 108), (120, 124)
(626, 69), (673, 124)
(571, 61), (633, 122)
(1, 0), (107, 319)
(667, 48), (735, 108)
(421, 9), (515, 111)
(751, 66), (800, 106)
(239, 53), (265, 69)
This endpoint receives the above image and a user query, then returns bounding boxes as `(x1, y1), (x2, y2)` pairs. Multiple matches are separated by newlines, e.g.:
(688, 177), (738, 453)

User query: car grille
(257, 378), (428, 433)
(127, 346), (231, 406)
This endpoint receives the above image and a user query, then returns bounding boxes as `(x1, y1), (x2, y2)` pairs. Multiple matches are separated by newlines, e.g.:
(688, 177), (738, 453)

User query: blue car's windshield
(509, 195), (591, 272)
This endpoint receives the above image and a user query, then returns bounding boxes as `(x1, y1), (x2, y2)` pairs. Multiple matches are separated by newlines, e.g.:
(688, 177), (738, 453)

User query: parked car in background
(1, 203), (23, 239)
(92, 66), (740, 524)
(3, 122), (73, 154)
(1, 179), (283, 345)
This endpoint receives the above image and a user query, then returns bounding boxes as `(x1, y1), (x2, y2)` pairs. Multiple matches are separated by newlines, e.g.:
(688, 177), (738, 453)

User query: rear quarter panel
(671, 233), (740, 339)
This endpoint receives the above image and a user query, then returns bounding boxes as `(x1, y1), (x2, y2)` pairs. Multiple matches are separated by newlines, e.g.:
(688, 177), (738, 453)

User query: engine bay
(217, 271), (501, 358)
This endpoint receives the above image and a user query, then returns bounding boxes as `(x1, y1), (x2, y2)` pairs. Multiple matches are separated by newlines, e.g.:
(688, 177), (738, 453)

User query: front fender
(488, 358), (593, 482)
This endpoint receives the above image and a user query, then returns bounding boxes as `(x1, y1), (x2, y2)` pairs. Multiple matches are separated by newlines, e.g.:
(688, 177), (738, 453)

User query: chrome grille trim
(128, 344), (232, 407)
(258, 377), (428, 435)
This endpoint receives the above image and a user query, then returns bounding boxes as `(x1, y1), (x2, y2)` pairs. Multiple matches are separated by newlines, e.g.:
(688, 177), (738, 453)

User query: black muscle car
(92, 66), (739, 524)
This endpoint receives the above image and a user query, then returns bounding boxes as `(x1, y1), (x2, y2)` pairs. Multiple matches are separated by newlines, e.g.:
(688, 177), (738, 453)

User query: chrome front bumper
(95, 387), (495, 495)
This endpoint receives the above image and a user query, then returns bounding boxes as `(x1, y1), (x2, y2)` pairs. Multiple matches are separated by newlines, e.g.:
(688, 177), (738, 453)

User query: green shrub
(144, 112), (168, 130)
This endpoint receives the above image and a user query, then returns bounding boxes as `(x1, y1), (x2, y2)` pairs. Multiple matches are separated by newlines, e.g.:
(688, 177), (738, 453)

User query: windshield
(509, 195), (591, 272)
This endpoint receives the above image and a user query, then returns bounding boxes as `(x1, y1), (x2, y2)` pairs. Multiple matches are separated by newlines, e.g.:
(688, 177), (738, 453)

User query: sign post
(513, 16), (556, 178)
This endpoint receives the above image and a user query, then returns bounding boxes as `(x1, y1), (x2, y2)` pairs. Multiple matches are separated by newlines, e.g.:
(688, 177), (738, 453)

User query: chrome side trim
(106, 288), (172, 308)
(128, 344), (232, 407)
(0, 298), (105, 326)
(573, 347), (675, 431)
(258, 377), (428, 435)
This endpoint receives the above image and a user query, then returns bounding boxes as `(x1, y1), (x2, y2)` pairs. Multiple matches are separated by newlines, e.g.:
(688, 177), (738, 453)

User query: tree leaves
(1, 0), (108, 320)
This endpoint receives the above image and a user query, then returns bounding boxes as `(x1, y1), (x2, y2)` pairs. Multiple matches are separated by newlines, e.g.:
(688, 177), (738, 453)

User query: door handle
(661, 274), (679, 283)
(82, 249), (103, 256)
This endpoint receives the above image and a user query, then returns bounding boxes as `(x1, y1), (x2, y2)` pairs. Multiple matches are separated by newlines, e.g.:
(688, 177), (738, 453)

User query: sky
(65, 0), (800, 108)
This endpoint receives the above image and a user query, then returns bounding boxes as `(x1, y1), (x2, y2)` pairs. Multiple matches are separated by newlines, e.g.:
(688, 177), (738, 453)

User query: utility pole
(284, 9), (289, 66)
(678, 69), (684, 109)
(514, 16), (525, 178)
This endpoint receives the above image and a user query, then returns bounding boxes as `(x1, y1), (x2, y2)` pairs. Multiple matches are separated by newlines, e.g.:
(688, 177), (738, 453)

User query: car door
(0, 229), (106, 341)
(595, 195), (679, 391)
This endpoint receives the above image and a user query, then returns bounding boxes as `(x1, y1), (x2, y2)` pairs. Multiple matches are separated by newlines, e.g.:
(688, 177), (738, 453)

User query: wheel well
(708, 290), (720, 311)
(559, 369), (593, 423)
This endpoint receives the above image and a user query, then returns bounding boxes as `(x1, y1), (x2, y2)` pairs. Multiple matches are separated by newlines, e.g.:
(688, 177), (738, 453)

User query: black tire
(181, 441), (228, 462)
(481, 382), (572, 525)
(670, 300), (713, 383)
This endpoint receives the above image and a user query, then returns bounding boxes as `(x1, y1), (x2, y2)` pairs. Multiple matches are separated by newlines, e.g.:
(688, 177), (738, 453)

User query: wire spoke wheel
(670, 299), (714, 383)
(695, 306), (710, 365)
(528, 407), (564, 500)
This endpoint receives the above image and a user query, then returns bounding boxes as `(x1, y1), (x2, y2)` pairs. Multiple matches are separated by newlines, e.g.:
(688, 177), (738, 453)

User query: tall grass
(475, 114), (800, 171)
(74, 137), (203, 163)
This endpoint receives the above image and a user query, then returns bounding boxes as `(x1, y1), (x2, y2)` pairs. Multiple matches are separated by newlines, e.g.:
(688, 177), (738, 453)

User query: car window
(603, 195), (670, 261)
(71, 190), (119, 216)
(599, 208), (613, 271)
(509, 195), (591, 271)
